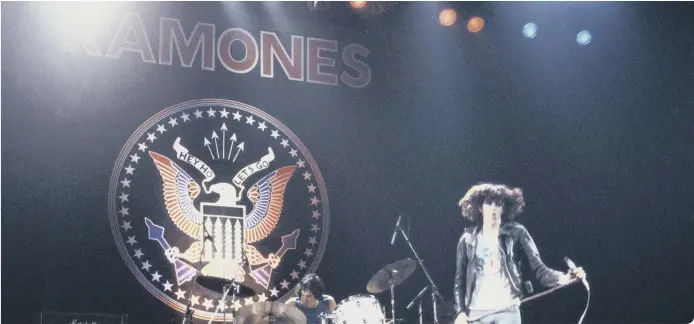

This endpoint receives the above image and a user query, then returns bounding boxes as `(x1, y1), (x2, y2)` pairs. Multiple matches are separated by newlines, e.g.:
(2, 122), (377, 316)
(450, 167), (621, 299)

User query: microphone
(390, 215), (402, 245)
(564, 257), (577, 271)
(565, 257), (590, 292)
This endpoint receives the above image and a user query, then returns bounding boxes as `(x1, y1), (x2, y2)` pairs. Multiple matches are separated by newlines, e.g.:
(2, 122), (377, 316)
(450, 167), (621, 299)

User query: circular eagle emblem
(108, 99), (330, 322)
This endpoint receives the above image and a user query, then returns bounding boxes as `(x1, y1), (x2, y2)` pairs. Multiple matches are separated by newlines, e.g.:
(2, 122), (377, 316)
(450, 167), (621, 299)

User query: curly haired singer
(453, 183), (585, 324)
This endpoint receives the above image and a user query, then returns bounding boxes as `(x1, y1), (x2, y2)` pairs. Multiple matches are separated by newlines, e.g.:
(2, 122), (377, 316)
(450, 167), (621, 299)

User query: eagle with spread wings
(149, 151), (297, 266)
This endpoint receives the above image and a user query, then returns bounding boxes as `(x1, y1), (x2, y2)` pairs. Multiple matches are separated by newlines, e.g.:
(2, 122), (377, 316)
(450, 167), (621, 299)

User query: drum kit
(184, 214), (442, 324)
(325, 258), (418, 324)
(188, 258), (419, 324)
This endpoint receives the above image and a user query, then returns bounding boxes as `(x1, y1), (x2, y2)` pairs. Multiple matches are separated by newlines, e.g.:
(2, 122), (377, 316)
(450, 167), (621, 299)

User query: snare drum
(332, 294), (386, 324)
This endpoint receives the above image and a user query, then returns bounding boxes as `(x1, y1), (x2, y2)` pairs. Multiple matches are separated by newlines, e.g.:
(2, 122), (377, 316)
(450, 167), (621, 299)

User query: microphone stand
(396, 223), (444, 324)
(407, 286), (429, 324)
(183, 224), (215, 324)
(467, 278), (582, 322)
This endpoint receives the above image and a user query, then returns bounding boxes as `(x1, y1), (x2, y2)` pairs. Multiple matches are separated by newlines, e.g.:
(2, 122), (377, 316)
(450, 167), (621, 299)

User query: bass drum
(332, 294), (386, 324)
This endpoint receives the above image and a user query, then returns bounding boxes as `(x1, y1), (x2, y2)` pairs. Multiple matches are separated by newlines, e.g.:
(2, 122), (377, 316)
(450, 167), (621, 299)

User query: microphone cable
(565, 257), (590, 324)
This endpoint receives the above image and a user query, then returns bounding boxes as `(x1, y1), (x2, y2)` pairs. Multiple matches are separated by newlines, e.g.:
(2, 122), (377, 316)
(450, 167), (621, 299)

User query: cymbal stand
(319, 313), (335, 324)
(418, 300), (423, 324)
(388, 270), (397, 323)
(396, 224), (444, 324)
(182, 299), (194, 324)
(207, 282), (239, 324)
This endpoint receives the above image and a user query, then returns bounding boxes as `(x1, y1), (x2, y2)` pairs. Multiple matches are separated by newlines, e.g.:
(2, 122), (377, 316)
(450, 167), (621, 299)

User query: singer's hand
(571, 267), (586, 280)
(559, 267), (586, 285)
(268, 253), (281, 269)
(454, 312), (468, 324)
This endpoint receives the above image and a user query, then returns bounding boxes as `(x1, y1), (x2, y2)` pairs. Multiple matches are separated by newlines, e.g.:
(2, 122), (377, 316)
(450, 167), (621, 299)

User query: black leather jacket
(454, 221), (564, 315)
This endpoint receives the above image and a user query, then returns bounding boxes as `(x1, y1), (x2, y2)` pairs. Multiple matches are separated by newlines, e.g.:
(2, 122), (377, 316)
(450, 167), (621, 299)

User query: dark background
(2, 2), (693, 323)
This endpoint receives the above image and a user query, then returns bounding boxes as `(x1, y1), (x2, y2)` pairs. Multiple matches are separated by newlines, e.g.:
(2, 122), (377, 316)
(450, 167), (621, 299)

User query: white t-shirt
(468, 233), (520, 311)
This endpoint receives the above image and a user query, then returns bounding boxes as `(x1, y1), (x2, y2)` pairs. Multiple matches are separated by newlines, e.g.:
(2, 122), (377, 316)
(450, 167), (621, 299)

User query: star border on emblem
(109, 99), (330, 321)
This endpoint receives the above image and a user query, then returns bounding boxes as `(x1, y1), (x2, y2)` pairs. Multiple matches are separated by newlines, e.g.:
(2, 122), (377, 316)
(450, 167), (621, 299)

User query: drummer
(286, 274), (337, 324)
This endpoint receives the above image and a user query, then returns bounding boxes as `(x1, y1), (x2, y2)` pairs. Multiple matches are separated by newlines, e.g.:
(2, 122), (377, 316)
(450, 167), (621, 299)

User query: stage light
(577, 30), (591, 45)
(350, 1), (367, 9)
(467, 16), (484, 33)
(523, 22), (538, 39)
(307, 1), (329, 11)
(439, 8), (457, 27)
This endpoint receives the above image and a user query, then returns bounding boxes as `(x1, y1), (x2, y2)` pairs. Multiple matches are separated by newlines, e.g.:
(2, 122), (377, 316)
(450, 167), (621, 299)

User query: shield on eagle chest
(199, 201), (247, 283)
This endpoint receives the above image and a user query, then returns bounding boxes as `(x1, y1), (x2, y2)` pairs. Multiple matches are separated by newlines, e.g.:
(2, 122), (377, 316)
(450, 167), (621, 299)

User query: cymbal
(195, 276), (256, 298)
(366, 258), (417, 294)
(236, 301), (307, 324)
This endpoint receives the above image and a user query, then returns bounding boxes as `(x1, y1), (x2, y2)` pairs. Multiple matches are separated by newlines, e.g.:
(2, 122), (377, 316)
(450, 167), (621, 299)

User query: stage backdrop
(3, 2), (694, 324)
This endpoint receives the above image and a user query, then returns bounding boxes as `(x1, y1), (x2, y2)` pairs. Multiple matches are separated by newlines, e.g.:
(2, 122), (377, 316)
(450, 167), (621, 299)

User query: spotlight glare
(523, 22), (538, 39)
(577, 30), (591, 45)
(439, 8), (457, 27)
(38, 2), (124, 51)
(350, 1), (367, 9)
(467, 16), (485, 33)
